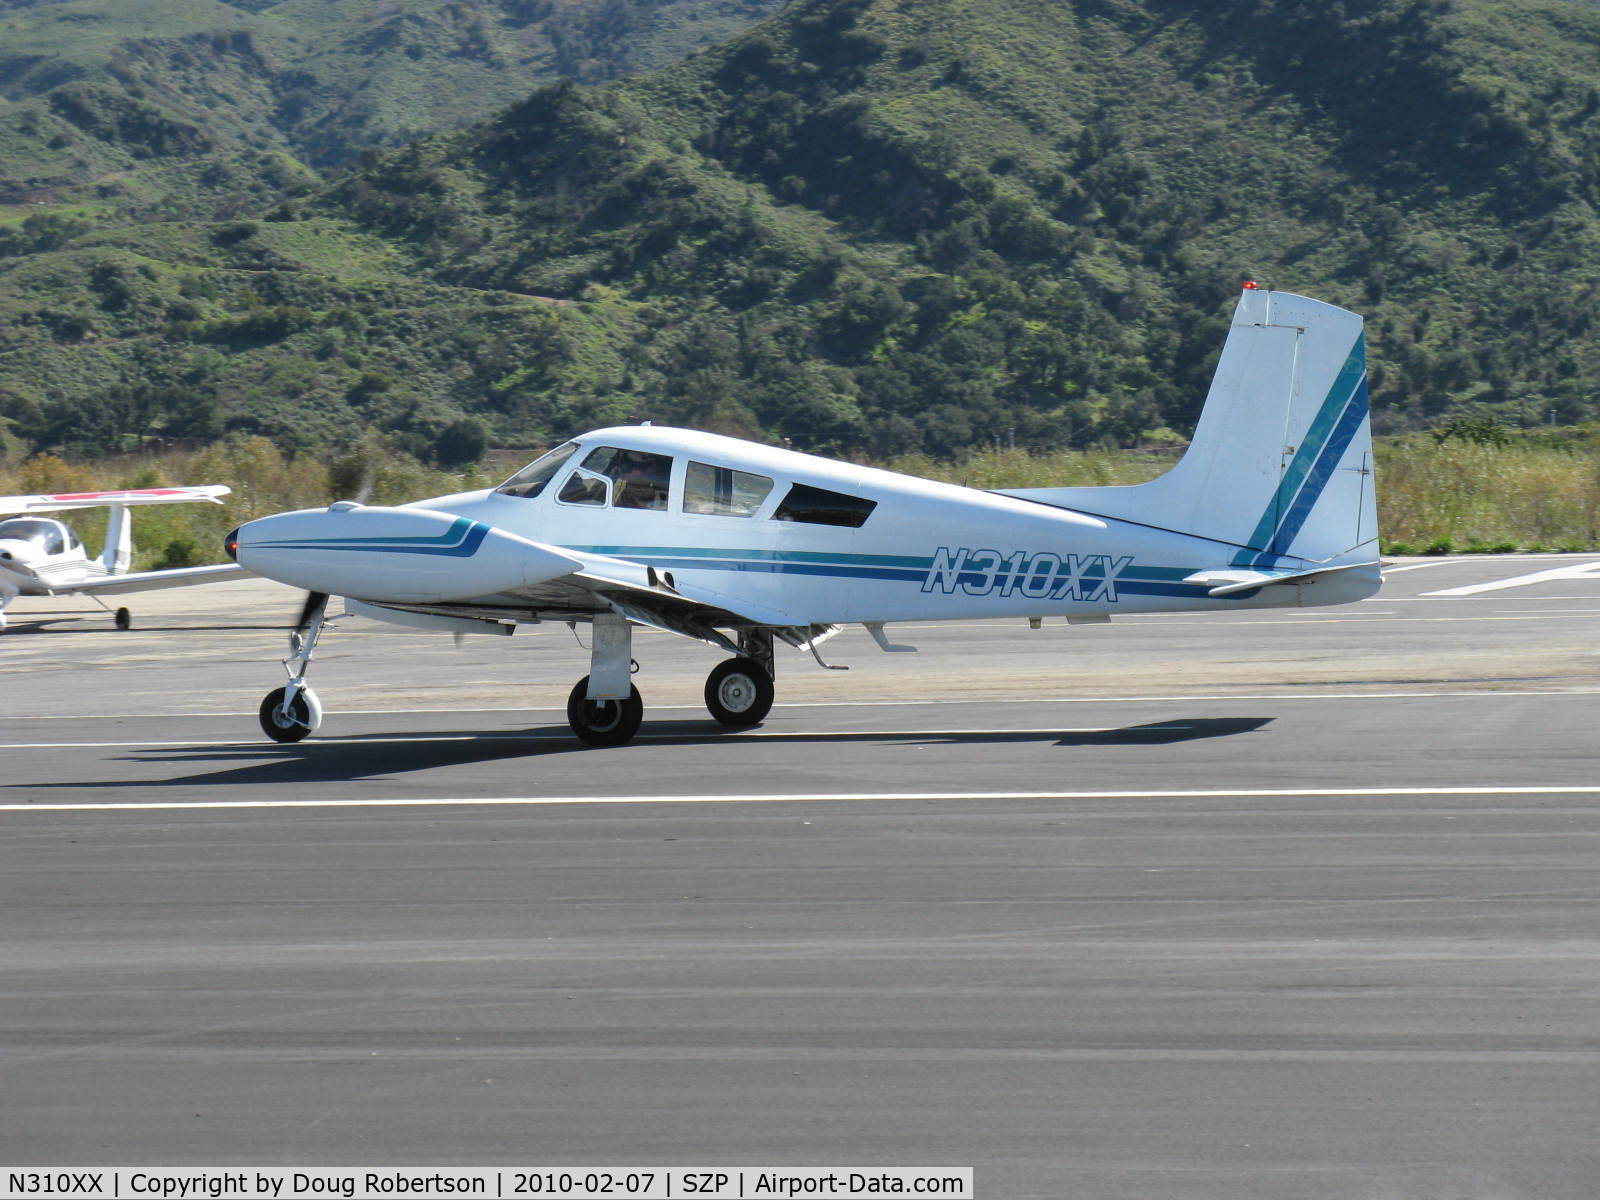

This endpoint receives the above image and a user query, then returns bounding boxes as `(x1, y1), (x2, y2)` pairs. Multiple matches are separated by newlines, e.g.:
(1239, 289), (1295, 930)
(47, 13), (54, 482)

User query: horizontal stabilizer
(1183, 560), (1381, 597)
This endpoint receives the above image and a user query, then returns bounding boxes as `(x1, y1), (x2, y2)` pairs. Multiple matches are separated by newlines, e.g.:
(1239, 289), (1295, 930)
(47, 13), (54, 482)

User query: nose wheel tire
(259, 685), (323, 743)
(567, 678), (644, 747)
(704, 657), (775, 726)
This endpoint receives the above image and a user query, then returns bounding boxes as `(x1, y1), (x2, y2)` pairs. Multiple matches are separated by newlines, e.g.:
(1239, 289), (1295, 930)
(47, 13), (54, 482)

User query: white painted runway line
(1425, 561), (1600, 596)
(6, 784), (1600, 813)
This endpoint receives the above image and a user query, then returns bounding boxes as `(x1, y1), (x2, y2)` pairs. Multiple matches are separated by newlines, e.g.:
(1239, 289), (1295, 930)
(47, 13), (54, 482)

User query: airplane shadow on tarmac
(14, 717), (1273, 791)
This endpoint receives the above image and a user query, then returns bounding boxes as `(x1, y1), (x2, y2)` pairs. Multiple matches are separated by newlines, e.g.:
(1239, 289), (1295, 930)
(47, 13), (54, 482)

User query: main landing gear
(259, 591), (329, 744)
(81, 594), (134, 630)
(566, 678), (644, 747)
(564, 621), (776, 748)
(704, 642), (775, 727)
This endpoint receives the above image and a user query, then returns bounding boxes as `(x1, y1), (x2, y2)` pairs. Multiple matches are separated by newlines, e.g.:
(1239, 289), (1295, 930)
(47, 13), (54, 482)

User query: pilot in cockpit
(612, 450), (670, 510)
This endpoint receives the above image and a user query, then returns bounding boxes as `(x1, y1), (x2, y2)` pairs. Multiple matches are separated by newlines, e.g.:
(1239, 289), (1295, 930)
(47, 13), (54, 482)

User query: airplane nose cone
(224, 527), (240, 562)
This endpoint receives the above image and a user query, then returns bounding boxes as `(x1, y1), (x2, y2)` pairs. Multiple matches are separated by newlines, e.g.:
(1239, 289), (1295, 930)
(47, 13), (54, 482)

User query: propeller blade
(295, 590), (329, 631)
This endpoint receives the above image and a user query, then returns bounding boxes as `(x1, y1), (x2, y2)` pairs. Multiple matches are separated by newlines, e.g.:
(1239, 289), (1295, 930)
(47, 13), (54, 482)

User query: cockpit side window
(772, 483), (876, 528)
(557, 469), (610, 507)
(579, 446), (673, 511)
(496, 442), (579, 499)
(684, 461), (773, 517)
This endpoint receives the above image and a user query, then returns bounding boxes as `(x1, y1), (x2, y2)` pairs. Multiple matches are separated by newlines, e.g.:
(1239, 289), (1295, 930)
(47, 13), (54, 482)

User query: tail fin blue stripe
(1247, 372), (1368, 567)
(1232, 334), (1367, 566)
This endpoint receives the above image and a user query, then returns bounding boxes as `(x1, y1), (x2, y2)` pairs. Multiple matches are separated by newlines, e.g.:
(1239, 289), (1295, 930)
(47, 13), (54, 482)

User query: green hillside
(6, 0), (1600, 465)
(0, 0), (782, 218)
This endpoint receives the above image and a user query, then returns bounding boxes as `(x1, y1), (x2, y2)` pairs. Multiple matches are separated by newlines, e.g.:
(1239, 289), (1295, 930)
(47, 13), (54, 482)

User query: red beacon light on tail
(1242, 280), (1260, 290)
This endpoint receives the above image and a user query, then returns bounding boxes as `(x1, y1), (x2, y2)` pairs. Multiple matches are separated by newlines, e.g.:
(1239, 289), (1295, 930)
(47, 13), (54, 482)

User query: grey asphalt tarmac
(4, 556), (1600, 1199)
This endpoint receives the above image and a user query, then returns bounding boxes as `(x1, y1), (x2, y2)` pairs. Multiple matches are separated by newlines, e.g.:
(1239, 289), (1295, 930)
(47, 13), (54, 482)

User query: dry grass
(1376, 437), (1600, 552)
(883, 436), (1600, 553)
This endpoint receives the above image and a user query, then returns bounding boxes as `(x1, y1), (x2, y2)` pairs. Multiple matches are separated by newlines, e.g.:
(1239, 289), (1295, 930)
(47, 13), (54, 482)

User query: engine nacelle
(233, 503), (581, 602)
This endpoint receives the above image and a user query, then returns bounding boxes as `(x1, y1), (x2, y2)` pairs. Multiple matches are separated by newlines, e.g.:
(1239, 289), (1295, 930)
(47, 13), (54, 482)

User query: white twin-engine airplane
(230, 287), (1381, 746)
(0, 485), (242, 632)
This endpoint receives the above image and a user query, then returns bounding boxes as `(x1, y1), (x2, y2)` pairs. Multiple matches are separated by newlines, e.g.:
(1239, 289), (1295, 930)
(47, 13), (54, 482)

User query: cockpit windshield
(496, 442), (580, 499)
(0, 517), (67, 555)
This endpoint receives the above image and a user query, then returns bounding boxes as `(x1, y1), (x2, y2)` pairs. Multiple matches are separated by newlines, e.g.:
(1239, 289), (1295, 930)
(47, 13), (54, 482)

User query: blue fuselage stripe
(255, 519), (490, 557)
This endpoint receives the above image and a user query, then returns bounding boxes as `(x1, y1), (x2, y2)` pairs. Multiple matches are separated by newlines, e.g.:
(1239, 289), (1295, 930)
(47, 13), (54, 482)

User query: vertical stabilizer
(1000, 288), (1378, 566)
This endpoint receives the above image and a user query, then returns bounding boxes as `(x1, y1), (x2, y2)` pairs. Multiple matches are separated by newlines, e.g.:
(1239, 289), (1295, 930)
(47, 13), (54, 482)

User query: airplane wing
(52, 563), (252, 596)
(0, 485), (230, 515)
(566, 549), (841, 651)
(351, 545), (838, 654)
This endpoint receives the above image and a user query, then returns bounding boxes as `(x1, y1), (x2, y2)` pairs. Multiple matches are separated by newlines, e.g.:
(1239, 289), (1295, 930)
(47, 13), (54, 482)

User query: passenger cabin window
(684, 461), (773, 517)
(772, 483), (876, 528)
(576, 446), (673, 511)
(496, 442), (579, 498)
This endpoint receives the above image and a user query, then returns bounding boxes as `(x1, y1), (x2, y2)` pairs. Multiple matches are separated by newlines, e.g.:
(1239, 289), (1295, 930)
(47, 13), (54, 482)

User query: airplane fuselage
(403, 425), (1379, 624)
(0, 517), (98, 599)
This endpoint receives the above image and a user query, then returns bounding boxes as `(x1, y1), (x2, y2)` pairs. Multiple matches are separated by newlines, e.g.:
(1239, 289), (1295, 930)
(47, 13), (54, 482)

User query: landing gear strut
(259, 592), (329, 743)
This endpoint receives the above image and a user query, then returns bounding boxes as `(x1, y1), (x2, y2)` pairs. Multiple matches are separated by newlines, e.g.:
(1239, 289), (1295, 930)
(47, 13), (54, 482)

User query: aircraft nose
(224, 527), (240, 562)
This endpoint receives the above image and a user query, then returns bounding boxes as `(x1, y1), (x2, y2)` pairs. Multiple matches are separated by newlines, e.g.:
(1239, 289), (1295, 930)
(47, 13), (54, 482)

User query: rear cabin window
(496, 442), (579, 499)
(772, 483), (876, 528)
(684, 461), (773, 517)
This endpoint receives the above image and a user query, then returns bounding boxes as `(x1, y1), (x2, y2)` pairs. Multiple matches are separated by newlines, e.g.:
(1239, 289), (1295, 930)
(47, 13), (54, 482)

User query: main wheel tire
(567, 677), (644, 747)
(259, 685), (323, 743)
(704, 657), (774, 726)
(114, 607), (131, 630)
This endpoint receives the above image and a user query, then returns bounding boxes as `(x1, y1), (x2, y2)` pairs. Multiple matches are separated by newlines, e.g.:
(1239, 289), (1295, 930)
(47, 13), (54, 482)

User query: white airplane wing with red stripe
(0, 485), (230, 515)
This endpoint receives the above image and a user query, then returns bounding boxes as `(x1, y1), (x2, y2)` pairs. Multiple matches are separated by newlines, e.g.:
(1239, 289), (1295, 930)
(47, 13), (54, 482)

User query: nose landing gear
(259, 591), (329, 743)
(259, 684), (323, 743)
